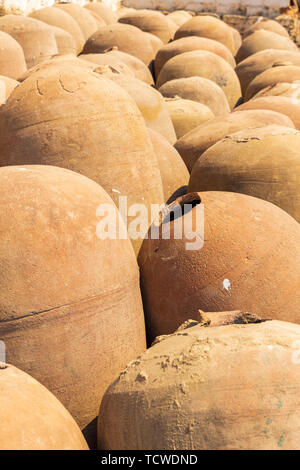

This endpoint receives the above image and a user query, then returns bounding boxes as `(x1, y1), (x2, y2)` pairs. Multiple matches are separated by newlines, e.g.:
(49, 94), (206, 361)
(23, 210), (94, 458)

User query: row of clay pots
(0, 4), (299, 452)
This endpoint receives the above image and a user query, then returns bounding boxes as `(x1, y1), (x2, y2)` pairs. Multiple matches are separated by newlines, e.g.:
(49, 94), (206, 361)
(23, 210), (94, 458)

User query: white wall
(122, 0), (290, 17)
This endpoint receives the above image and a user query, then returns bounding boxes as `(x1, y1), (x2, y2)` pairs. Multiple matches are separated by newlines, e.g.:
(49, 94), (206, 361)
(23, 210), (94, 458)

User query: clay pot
(86, 10), (107, 30)
(79, 53), (135, 77)
(230, 26), (242, 54)
(0, 75), (18, 104)
(29, 6), (85, 53)
(119, 9), (177, 44)
(0, 30), (26, 80)
(97, 48), (154, 84)
(159, 77), (230, 117)
(175, 109), (295, 172)
(234, 96), (300, 129)
(253, 81), (300, 99)
(54, 3), (99, 41)
(50, 25), (77, 55)
(0, 363), (88, 450)
(100, 72), (176, 144)
(244, 18), (290, 38)
(235, 49), (300, 97)
(154, 36), (236, 78)
(99, 318), (300, 449)
(138, 191), (300, 341)
(148, 128), (189, 201)
(188, 125), (300, 222)
(85, 2), (117, 24)
(236, 30), (298, 64)
(167, 10), (192, 27)
(174, 15), (236, 54)
(245, 65), (300, 101)
(145, 31), (164, 56)
(0, 69), (164, 255)
(17, 54), (100, 82)
(82, 23), (155, 65)
(0, 165), (146, 447)
(165, 96), (215, 139)
(0, 15), (58, 69)
(156, 50), (241, 109)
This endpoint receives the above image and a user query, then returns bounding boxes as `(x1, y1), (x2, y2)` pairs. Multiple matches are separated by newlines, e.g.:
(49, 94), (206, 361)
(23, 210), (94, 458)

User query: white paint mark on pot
(223, 278), (231, 291)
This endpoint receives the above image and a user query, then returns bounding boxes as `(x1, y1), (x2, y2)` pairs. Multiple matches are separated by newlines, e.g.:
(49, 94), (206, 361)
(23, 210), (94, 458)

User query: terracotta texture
(175, 109), (295, 172)
(244, 18), (290, 38)
(82, 23), (155, 65)
(154, 36), (236, 78)
(167, 10), (192, 28)
(0, 363), (89, 450)
(85, 3), (117, 25)
(0, 30), (26, 80)
(145, 31), (164, 56)
(253, 81), (300, 99)
(0, 69), (164, 255)
(235, 49), (300, 97)
(230, 26), (242, 54)
(119, 10), (177, 44)
(99, 319), (300, 449)
(29, 6), (85, 53)
(79, 53), (135, 77)
(100, 72), (176, 144)
(188, 125), (300, 222)
(159, 77), (230, 117)
(138, 191), (300, 341)
(236, 30), (298, 64)
(156, 50), (241, 109)
(0, 75), (18, 104)
(0, 15), (58, 69)
(234, 96), (300, 130)
(245, 65), (300, 101)
(0, 165), (146, 446)
(165, 96), (215, 139)
(148, 128), (189, 201)
(97, 48), (154, 84)
(50, 25), (77, 55)
(174, 15), (236, 54)
(54, 3), (99, 41)
(17, 54), (100, 82)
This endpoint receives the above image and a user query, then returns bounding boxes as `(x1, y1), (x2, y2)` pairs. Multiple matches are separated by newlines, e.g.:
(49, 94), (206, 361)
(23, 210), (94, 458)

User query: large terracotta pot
(138, 191), (300, 341)
(154, 36), (236, 78)
(175, 109), (294, 172)
(0, 30), (26, 80)
(235, 49), (300, 97)
(174, 15), (236, 54)
(29, 6), (85, 53)
(0, 68), (164, 255)
(244, 18), (290, 38)
(0, 363), (88, 450)
(82, 23), (155, 65)
(148, 128), (189, 201)
(165, 96), (214, 139)
(0, 165), (146, 447)
(99, 318), (300, 449)
(119, 9), (177, 44)
(236, 30), (298, 64)
(188, 125), (300, 222)
(245, 65), (300, 101)
(85, 2), (117, 25)
(234, 96), (300, 129)
(0, 15), (58, 69)
(159, 77), (230, 117)
(54, 3), (99, 41)
(156, 50), (241, 109)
